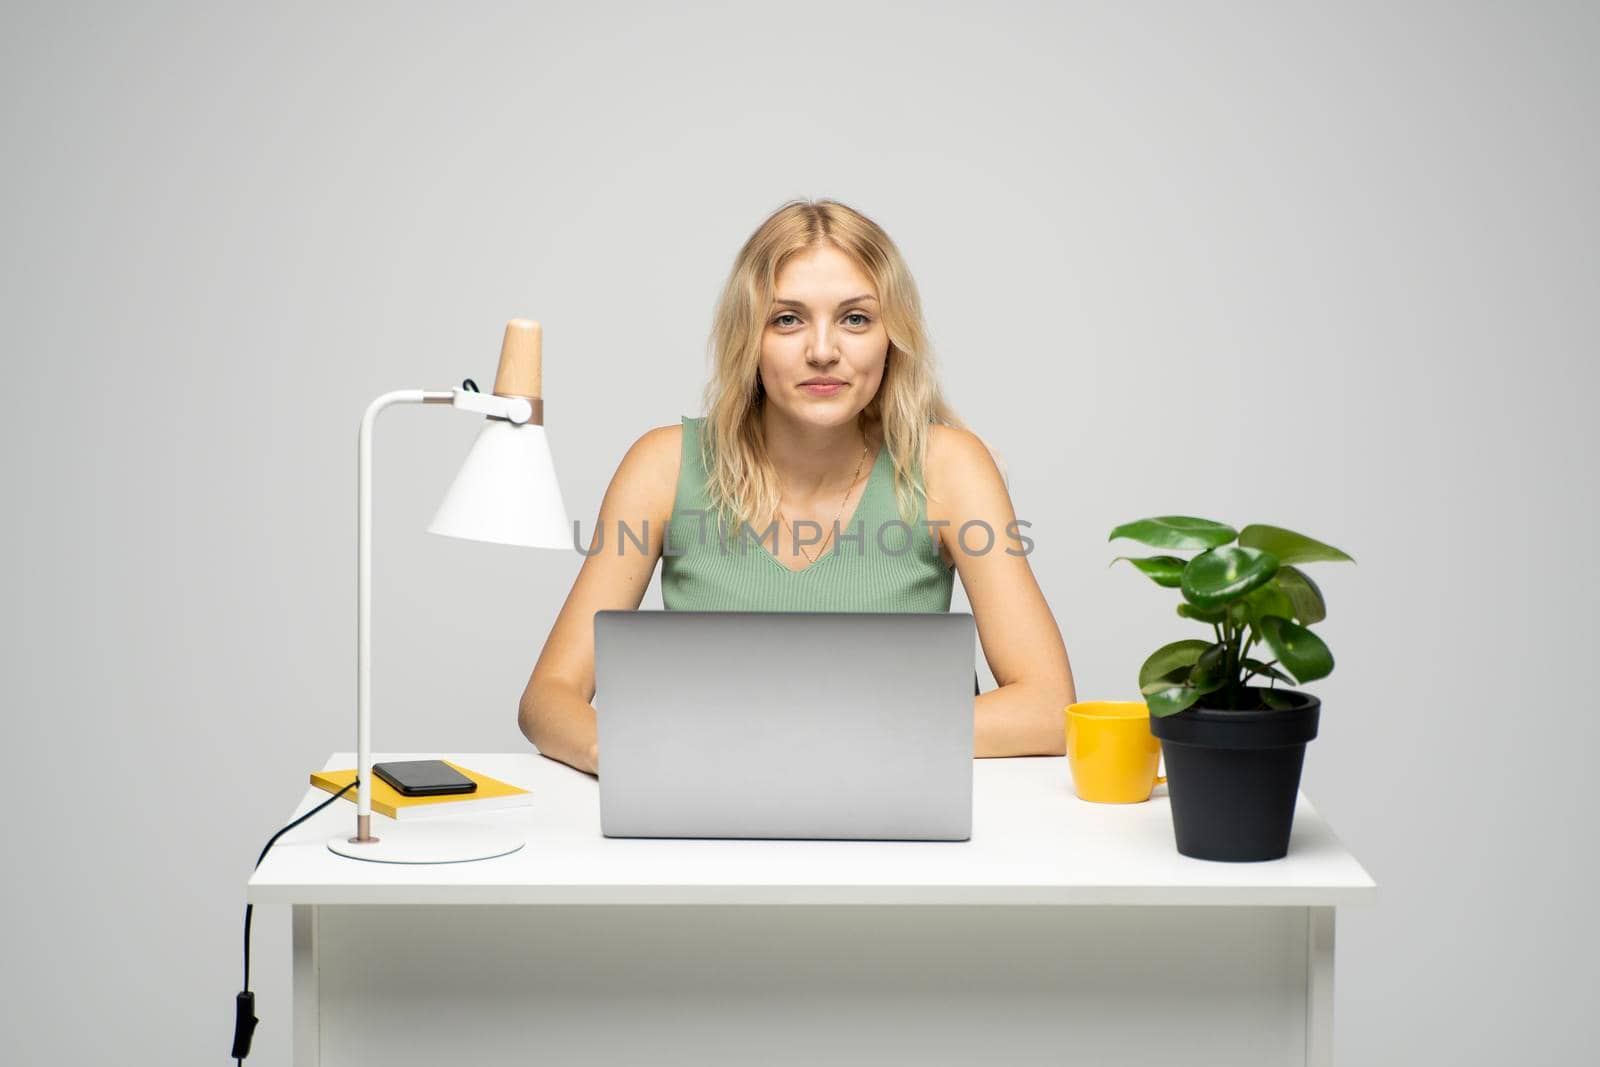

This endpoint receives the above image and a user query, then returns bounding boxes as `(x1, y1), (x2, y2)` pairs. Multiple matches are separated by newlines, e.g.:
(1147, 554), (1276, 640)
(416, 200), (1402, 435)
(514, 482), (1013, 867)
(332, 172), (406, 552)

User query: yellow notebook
(309, 761), (531, 820)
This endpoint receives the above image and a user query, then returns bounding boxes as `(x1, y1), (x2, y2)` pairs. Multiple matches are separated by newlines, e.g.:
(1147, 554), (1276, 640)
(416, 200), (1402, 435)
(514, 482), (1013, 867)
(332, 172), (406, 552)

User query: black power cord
(233, 778), (358, 1063)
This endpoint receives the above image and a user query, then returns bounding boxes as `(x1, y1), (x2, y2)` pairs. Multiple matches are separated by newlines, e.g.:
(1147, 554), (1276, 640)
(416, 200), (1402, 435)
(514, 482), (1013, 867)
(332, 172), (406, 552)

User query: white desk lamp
(327, 318), (570, 864)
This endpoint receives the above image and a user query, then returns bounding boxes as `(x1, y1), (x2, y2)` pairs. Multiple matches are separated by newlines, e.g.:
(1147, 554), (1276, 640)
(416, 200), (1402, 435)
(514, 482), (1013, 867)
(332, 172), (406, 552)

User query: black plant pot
(1148, 687), (1320, 862)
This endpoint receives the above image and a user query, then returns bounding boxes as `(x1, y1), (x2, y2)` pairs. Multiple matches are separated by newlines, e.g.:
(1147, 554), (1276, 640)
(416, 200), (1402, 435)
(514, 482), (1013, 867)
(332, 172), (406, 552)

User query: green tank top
(661, 415), (955, 612)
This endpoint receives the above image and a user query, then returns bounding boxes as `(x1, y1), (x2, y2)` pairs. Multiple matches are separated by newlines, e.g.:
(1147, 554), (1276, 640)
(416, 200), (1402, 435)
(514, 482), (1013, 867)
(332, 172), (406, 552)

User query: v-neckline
(756, 443), (887, 576)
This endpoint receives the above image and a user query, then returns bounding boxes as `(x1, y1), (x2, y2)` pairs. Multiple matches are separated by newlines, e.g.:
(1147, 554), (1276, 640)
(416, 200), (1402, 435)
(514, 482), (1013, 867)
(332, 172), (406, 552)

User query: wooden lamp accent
(492, 318), (544, 424)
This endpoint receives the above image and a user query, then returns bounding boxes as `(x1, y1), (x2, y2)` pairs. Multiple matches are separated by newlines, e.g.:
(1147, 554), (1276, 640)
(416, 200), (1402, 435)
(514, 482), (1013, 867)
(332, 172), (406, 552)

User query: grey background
(4, 1), (1595, 1063)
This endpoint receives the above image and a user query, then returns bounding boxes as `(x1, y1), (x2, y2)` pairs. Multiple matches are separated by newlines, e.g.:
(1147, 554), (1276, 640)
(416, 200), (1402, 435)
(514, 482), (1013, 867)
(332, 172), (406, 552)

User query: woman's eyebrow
(772, 294), (879, 309)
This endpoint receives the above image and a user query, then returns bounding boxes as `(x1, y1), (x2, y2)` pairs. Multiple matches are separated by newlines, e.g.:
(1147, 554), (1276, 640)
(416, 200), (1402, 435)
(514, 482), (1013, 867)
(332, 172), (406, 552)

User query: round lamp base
(327, 820), (524, 864)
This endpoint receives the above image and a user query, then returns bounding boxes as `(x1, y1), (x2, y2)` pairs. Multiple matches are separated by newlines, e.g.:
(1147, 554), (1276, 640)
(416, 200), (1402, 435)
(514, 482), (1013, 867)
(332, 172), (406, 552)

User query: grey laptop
(594, 610), (976, 841)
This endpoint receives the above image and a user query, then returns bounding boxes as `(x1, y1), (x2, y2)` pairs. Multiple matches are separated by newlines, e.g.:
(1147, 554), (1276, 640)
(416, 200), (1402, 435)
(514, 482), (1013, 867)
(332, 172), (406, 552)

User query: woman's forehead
(774, 247), (878, 304)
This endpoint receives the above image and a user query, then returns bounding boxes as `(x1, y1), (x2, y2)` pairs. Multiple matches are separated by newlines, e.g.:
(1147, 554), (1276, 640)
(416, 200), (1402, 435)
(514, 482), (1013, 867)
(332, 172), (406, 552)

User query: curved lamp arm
(350, 387), (540, 843)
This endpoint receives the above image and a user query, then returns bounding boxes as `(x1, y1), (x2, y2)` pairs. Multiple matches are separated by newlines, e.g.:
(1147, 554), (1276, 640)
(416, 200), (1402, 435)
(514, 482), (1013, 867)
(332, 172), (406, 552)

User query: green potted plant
(1109, 517), (1355, 862)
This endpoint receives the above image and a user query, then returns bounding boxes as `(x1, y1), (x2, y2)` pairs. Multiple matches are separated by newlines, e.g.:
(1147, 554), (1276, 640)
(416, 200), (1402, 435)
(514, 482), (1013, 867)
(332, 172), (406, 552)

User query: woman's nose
(807, 327), (841, 361)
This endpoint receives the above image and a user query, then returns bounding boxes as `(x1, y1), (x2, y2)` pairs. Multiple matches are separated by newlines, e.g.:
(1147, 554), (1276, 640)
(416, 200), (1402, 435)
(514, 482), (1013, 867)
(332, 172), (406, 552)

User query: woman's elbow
(517, 684), (541, 746)
(519, 671), (560, 747)
(1038, 678), (1073, 755)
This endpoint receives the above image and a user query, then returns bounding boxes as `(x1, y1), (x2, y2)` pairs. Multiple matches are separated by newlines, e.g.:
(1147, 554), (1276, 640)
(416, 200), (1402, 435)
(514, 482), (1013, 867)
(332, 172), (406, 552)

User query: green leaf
(1181, 546), (1281, 610)
(1140, 667), (1192, 696)
(1139, 640), (1212, 691)
(1238, 524), (1354, 565)
(1258, 615), (1335, 684)
(1177, 602), (1227, 624)
(1187, 642), (1229, 694)
(1109, 517), (1237, 551)
(1241, 657), (1293, 684)
(1146, 685), (1204, 718)
(1242, 581), (1295, 627)
(1260, 688), (1299, 710)
(1111, 555), (1187, 588)
(1276, 565), (1327, 625)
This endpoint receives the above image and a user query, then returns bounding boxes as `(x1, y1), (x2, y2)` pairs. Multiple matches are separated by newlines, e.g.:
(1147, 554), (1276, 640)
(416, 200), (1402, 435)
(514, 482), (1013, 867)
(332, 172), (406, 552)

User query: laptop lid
(594, 610), (976, 841)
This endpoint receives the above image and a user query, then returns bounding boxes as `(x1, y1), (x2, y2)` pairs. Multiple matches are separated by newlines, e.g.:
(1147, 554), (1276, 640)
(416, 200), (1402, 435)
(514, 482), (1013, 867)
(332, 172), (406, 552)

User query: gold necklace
(778, 438), (870, 565)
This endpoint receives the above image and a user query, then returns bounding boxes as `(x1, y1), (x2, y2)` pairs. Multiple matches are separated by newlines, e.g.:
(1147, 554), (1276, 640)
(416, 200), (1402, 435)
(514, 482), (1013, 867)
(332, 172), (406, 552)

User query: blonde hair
(697, 198), (1002, 540)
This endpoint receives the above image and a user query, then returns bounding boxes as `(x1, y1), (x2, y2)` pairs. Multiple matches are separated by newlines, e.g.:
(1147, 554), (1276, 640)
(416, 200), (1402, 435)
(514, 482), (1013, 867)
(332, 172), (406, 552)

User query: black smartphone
(372, 759), (478, 797)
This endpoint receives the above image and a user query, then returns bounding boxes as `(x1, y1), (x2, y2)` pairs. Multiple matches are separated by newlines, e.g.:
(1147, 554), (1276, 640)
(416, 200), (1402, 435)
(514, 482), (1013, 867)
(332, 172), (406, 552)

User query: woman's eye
(771, 311), (871, 328)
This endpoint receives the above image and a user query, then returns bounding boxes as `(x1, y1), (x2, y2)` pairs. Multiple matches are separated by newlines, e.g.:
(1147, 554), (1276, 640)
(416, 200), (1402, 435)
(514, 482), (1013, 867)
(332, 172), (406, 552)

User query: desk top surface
(246, 752), (1376, 906)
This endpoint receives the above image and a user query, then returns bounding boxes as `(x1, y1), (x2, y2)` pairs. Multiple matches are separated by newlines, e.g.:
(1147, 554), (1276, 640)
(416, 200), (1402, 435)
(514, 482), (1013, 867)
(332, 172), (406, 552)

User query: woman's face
(758, 243), (889, 429)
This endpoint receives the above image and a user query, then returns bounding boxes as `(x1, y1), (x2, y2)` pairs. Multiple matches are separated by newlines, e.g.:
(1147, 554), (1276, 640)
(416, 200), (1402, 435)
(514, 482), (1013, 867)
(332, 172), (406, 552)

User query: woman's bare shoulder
(917, 425), (987, 550)
(616, 421), (682, 482)
(628, 421), (683, 464)
(924, 424), (999, 491)
(604, 422), (684, 523)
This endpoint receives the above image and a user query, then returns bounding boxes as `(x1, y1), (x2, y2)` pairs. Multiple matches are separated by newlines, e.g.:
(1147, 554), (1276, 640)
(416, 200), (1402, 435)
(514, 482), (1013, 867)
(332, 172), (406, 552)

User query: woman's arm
(926, 426), (1076, 757)
(518, 424), (681, 775)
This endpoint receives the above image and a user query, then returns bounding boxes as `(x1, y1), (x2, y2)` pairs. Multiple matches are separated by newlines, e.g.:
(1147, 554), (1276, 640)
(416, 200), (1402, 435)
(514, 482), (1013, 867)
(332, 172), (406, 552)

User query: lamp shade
(427, 419), (571, 549)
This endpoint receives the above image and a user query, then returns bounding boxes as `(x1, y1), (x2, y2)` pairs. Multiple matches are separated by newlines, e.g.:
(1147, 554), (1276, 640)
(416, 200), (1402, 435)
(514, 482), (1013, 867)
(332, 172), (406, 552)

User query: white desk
(249, 752), (1375, 1066)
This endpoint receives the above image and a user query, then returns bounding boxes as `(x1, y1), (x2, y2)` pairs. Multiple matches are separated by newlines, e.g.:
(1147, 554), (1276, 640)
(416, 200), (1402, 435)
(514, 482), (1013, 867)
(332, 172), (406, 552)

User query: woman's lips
(800, 382), (845, 396)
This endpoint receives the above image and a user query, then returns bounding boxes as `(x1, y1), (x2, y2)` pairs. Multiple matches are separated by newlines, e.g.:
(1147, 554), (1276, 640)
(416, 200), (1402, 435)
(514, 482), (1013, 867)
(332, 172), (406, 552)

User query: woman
(520, 199), (1075, 776)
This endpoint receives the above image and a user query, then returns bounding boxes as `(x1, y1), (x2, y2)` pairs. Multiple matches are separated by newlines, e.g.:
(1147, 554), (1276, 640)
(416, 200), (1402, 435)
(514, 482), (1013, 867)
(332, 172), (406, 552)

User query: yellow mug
(1066, 701), (1167, 803)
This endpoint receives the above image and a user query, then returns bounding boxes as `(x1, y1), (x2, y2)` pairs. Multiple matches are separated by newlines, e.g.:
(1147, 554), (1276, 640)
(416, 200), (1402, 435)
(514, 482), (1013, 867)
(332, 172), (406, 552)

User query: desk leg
(293, 904), (320, 1067)
(1306, 906), (1335, 1067)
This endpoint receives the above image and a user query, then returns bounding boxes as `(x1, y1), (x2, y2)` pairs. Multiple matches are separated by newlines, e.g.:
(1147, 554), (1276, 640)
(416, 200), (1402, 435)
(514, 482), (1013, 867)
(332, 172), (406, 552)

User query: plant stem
(1225, 616), (1238, 709)
(1241, 658), (1280, 684)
